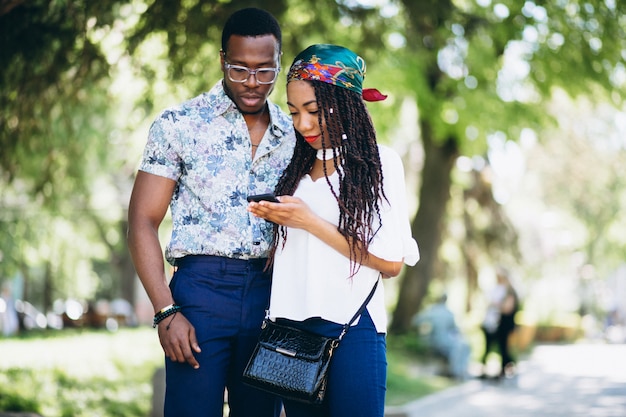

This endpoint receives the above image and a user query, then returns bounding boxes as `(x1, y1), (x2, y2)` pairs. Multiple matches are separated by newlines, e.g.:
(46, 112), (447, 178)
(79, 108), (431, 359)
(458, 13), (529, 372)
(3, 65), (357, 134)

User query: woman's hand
(249, 195), (404, 277)
(247, 195), (318, 231)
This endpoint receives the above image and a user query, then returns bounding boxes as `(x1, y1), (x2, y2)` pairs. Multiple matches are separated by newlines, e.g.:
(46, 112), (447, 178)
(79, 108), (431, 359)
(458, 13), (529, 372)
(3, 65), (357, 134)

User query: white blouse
(268, 145), (419, 333)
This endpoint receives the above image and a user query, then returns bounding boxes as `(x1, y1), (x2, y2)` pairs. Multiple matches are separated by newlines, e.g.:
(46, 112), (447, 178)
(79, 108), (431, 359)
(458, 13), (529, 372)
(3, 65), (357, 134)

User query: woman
(248, 44), (419, 417)
(481, 266), (519, 378)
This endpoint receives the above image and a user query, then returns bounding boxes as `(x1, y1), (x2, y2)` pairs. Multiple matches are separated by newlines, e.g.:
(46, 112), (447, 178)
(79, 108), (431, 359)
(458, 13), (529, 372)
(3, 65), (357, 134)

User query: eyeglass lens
(228, 66), (276, 84)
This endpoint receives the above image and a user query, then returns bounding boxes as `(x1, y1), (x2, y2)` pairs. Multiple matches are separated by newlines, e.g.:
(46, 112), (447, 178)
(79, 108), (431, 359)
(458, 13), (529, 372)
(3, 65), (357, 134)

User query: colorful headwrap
(287, 44), (387, 102)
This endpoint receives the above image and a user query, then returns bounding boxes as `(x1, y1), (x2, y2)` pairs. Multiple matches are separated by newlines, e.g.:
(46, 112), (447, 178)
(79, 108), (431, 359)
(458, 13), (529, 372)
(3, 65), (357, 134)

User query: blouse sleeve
(367, 145), (420, 266)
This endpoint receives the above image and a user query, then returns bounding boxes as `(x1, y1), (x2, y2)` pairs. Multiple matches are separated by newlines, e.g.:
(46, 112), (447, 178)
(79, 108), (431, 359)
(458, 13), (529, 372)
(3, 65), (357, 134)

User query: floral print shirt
(139, 81), (295, 264)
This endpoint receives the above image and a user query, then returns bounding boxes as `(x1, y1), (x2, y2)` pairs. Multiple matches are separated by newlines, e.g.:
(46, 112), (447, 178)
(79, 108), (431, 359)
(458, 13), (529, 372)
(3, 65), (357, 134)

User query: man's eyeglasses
(224, 62), (280, 85)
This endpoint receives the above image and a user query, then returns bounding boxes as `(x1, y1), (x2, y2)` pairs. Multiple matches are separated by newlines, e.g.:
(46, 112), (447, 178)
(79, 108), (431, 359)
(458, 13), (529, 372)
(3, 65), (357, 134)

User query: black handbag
(242, 280), (379, 405)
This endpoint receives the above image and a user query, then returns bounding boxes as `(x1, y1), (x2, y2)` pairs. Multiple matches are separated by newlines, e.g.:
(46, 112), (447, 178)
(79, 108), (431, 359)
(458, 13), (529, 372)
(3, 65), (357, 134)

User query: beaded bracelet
(153, 304), (181, 328)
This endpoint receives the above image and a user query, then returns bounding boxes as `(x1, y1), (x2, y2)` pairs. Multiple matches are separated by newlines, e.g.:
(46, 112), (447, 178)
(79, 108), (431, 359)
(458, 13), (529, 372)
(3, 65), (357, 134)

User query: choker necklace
(316, 148), (340, 161)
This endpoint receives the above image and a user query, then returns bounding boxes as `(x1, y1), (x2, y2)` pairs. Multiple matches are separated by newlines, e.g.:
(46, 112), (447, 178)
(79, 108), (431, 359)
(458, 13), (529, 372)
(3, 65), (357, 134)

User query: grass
(0, 327), (162, 417)
(385, 334), (457, 406)
(0, 328), (451, 416)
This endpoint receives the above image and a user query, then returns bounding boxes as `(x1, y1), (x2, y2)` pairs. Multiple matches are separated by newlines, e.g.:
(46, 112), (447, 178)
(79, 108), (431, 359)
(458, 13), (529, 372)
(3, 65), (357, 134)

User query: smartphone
(247, 193), (280, 203)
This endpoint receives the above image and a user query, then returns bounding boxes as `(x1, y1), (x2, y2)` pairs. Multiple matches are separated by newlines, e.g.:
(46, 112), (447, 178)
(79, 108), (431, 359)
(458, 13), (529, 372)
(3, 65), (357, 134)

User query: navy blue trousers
(278, 309), (387, 417)
(164, 255), (281, 417)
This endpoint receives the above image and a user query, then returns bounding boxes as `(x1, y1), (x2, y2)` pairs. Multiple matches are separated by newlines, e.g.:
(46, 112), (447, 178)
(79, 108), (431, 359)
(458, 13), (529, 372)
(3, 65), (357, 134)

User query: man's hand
(157, 313), (201, 369)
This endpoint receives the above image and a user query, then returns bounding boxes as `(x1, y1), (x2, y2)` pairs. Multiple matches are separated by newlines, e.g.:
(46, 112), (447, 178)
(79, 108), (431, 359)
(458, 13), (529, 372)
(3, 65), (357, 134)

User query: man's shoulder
(267, 100), (295, 138)
(182, 82), (230, 115)
(268, 99), (290, 120)
(154, 81), (228, 123)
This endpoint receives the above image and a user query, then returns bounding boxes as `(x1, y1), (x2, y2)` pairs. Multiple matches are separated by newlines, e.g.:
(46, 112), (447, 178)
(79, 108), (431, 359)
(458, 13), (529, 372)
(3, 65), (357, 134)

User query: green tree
(389, 0), (626, 332)
(531, 94), (626, 276)
(0, 0), (136, 307)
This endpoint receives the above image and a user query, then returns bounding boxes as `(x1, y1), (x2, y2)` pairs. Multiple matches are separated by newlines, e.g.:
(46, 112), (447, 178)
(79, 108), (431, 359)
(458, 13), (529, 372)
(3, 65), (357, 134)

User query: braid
(271, 81), (386, 276)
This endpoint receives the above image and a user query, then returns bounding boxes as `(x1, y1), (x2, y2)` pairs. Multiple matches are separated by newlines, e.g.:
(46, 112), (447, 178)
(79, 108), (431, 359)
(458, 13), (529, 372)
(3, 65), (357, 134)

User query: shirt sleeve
(367, 145), (420, 266)
(138, 112), (183, 181)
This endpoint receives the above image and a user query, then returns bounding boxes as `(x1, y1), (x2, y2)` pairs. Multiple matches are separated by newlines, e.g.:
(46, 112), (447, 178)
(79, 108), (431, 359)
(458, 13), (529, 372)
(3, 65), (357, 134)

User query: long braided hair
(272, 80), (386, 276)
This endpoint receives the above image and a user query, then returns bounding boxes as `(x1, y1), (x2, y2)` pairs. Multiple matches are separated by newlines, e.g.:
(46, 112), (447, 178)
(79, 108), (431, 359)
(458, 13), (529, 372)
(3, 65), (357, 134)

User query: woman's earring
(329, 108), (334, 114)
(341, 134), (348, 141)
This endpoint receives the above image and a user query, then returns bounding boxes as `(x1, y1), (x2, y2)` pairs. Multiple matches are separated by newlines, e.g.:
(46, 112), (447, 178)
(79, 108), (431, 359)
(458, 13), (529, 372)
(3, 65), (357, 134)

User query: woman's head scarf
(287, 44), (387, 101)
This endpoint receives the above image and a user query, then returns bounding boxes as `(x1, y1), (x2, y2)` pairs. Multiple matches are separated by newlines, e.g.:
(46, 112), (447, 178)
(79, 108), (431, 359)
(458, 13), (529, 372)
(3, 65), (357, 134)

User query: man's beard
(222, 80), (267, 115)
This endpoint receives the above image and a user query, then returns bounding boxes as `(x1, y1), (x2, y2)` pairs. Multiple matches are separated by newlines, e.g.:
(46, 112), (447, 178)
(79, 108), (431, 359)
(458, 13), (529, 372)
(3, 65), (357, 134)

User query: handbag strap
(337, 277), (380, 341)
(264, 275), (381, 341)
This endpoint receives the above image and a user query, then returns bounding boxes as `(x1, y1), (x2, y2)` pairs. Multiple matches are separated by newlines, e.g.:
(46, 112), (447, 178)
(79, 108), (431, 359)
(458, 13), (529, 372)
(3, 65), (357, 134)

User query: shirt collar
(204, 80), (291, 138)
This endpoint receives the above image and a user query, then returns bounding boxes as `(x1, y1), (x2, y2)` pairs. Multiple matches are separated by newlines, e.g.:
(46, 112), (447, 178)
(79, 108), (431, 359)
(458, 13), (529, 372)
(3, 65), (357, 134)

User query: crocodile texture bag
(242, 319), (338, 405)
(243, 280), (379, 405)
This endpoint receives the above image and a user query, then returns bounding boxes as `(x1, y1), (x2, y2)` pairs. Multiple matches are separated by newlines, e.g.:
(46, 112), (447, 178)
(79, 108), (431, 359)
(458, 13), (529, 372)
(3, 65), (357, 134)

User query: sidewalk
(385, 342), (626, 417)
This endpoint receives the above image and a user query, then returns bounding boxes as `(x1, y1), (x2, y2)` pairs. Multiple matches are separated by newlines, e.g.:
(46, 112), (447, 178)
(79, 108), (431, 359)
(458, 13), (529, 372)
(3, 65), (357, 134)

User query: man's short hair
(221, 8), (282, 53)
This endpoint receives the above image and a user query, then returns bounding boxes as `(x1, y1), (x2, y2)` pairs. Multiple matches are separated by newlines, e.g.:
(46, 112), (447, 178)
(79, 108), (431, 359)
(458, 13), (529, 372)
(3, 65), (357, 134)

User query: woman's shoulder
(377, 144), (401, 160)
(377, 144), (404, 174)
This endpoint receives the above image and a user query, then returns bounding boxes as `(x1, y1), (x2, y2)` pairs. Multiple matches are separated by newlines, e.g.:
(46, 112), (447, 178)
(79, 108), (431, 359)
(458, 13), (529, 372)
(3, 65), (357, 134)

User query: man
(413, 294), (471, 380)
(127, 8), (295, 417)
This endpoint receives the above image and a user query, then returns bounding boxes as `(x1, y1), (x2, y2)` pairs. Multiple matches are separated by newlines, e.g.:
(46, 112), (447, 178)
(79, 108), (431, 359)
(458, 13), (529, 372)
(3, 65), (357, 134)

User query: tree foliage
(531, 94), (626, 273)
(389, 0), (626, 332)
(1, 0), (122, 186)
(1, 0), (137, 306)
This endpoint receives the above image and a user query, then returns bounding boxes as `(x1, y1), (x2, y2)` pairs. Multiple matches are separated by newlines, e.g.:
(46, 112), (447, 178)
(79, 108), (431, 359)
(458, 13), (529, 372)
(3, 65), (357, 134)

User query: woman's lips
(304, 135), (319, 143)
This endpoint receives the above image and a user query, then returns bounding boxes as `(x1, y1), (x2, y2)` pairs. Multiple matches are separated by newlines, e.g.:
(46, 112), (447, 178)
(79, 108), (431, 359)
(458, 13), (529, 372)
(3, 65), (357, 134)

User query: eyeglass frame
(223, 61), (281, 85)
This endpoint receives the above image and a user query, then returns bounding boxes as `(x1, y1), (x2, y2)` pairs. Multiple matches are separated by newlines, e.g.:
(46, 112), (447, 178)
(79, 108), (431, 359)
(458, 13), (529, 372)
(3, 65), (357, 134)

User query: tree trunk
(116, 219), (137, 304)
(389, 125), (458, 333)
(43, 260), (53, 313)
(462, 244), (479, 313)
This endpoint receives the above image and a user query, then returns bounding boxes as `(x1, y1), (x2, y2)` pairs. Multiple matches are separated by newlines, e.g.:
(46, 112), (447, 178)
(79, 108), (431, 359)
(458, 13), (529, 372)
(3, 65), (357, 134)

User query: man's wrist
(153, 304), (181, 328)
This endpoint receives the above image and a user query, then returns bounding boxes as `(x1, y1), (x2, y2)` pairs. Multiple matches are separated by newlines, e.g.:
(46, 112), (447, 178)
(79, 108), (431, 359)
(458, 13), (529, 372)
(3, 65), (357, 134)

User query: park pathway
(385, 342), (626, 417)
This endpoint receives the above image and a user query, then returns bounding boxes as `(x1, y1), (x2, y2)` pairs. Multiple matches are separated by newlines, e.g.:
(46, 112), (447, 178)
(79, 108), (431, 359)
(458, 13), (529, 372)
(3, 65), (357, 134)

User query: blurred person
(248, 43), (419, 417)
(480, 266), (519, 378)
(110, 298), (137, 327)
(412, 294), (471, 380)
(1, 283), (19, 337)
(127, 7), (295, 417)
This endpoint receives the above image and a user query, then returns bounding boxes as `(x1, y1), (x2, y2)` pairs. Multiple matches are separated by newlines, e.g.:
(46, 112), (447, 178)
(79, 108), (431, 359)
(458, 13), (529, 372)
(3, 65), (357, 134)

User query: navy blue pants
(164, 255), (281, 417)
(278, 309), (387, 417)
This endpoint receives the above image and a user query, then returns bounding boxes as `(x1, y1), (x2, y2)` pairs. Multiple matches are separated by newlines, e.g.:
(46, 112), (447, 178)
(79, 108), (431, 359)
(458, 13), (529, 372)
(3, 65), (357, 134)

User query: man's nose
(243, 73), (259, 87)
